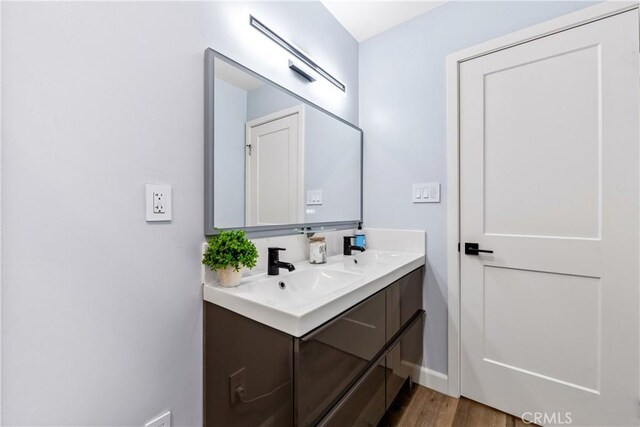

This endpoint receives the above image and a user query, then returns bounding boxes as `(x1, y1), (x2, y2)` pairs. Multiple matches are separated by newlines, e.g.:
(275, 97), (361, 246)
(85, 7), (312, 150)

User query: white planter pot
(217, 266), (243, 287)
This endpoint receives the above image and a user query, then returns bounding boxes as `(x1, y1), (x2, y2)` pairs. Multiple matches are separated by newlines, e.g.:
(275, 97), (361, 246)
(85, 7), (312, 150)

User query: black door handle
(464, 242), (494, 255)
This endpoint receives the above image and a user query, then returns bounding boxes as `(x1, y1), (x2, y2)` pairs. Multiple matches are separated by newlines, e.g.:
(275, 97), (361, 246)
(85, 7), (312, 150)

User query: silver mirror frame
(204, 48), (363, 236)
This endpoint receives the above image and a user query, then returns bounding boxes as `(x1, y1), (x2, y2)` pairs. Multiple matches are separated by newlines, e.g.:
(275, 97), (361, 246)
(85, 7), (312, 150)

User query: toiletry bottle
(354, 223), (366, 248)
(309, 236), (327, 264)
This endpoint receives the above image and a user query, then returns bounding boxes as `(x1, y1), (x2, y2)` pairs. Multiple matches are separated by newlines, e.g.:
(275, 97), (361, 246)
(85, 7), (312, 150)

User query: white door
(459, 10), (639, 426)
(246, 110), (303, 226)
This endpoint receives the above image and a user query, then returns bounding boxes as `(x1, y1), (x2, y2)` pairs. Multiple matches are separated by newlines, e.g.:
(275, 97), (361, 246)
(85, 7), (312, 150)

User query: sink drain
(279, 281), (286, 290)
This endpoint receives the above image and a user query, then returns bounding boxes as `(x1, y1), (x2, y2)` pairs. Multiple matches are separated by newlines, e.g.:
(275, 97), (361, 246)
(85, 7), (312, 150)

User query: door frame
(0, 1), (3, 422)
(445, 1), (639, 398)
(245, 105), (306, 226)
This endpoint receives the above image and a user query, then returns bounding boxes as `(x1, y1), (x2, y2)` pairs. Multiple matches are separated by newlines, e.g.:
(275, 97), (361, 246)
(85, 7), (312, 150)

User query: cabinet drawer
(386, 311), (425, 409)
(386, 267), (424, 340)
(318, 361), (386, 427)
(295, 290), (386, 426)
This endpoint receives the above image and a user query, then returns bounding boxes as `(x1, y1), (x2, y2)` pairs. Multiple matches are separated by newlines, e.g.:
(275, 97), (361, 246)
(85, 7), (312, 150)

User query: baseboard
(401, 361), (449, 395)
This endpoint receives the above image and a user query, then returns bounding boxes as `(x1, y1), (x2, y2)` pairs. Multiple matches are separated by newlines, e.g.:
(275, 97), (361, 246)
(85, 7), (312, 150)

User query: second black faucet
(343, 236), (366, 256)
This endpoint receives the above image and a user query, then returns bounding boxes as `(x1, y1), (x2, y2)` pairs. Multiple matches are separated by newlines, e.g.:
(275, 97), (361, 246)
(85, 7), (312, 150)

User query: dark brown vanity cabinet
(204, 266), (425, 427)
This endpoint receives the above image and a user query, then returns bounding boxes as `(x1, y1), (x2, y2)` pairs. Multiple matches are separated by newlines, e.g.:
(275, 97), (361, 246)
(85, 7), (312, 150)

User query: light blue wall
(360, 1), (597, 375)
(214, 78), (247, 228)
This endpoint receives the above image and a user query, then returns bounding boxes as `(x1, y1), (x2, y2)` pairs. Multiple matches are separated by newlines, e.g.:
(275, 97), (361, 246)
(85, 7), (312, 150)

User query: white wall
(359, 1), (597, 376)
(1, 2), (357, 425)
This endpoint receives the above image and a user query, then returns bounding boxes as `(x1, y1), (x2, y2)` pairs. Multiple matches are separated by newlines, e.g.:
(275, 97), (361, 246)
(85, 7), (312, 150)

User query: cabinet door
(386, 312), (425, 410)
(204, 303), (293, 427)
(295, 290), (386, 426)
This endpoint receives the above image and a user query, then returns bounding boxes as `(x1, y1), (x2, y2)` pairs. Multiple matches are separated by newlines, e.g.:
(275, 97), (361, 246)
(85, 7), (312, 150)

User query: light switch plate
(307, 189), (323, 205)
(413, 182), (440, 203)
(145, 411), (171, 427)
(146, 184), (172, 221)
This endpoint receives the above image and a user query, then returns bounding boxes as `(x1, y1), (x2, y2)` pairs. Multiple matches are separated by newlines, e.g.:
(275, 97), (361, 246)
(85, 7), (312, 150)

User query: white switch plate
(146, 184), (172, 221)
(145, 411), (171, 427)
(307, 189), (323, 205)
(413, 182), (440, 203)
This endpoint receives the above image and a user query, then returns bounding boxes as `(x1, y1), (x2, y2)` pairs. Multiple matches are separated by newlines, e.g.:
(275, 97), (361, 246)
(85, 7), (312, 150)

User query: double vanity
(203, 48), (426, 426)
(203, 231), (426, 426)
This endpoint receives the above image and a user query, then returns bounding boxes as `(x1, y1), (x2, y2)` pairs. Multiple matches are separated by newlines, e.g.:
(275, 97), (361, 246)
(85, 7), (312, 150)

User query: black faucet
(268, 247), (296, 276)
(343, 236), (366, 256)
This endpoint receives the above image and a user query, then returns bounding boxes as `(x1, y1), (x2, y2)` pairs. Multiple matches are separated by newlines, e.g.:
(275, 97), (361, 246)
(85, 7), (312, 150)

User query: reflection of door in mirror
(245, 106), (305, 226)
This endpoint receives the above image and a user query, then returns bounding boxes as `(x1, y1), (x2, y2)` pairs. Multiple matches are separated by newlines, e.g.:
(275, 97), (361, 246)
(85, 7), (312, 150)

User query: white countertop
(202, 249), (425, 337)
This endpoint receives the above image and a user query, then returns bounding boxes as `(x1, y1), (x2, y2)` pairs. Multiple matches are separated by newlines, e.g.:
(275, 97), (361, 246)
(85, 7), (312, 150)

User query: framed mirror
(205, 49), (363, 235)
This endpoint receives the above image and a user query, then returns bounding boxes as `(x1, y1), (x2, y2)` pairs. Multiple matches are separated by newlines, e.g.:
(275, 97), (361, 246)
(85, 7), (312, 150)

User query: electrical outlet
(153, 191), (166, 214)
(229, 367), (246, 405)
(145, 184), (172, 221)
(145, 411), (171, 427)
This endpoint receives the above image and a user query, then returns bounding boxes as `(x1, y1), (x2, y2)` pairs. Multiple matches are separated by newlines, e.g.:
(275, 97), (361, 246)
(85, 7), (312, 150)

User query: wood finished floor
(381, 385), (536, 427)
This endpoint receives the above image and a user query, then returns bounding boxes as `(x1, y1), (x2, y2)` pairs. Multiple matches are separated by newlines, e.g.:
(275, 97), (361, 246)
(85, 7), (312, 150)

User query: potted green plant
(202, 230), (258, 287)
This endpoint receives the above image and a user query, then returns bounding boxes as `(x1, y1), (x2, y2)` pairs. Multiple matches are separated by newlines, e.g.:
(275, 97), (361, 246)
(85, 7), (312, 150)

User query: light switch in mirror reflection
(204, 49), (362, 234)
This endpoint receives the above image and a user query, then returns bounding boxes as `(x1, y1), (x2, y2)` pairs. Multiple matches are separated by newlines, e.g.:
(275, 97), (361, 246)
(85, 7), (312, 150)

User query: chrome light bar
(249, 15), (346, 92)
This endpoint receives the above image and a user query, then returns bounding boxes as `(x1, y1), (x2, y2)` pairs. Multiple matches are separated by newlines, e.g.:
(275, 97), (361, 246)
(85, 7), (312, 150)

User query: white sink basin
(203, 249), (425, 336)
(230, 268), (363, 310)
(329, 250), (412, 273)
(353, 250), (405, 265)
(277, 268), (363, 295)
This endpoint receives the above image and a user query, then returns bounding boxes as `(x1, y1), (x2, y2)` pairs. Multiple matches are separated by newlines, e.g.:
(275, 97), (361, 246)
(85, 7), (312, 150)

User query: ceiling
(322, 1), (446, 42)
(215, 59), (264, 91)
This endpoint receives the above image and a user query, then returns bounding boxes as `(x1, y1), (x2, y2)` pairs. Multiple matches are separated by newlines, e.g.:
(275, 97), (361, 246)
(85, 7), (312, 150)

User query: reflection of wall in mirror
(247, 84), (301, 121)
(305, 107), (360, 223)
(214, 78), (247, 228)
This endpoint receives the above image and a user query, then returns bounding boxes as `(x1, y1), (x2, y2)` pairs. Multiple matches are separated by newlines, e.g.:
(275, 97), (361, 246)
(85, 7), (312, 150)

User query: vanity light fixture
(249, 15), (346, 92)
(288, 59), (316, 83)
